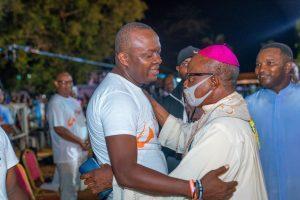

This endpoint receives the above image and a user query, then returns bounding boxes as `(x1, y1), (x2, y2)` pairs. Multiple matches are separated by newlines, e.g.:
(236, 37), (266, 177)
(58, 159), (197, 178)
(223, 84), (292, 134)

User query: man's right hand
(80, 164), (113, 194)
(201, 165), (238, 200)
(80, 140), (90, 151)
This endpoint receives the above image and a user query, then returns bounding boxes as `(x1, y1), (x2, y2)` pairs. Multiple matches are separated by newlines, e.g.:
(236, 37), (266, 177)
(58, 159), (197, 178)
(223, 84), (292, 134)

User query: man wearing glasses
(160, 46), (201, 173)
(147, 44), (267, 199)
(47, 72), (89, 200)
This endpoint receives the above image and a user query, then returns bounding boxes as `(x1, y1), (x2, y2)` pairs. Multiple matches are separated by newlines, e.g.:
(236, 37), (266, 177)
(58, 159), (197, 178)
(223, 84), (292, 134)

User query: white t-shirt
(0, 127), (18, 200)
(47, 94), (88, 163)
(87, 73), (167, 174)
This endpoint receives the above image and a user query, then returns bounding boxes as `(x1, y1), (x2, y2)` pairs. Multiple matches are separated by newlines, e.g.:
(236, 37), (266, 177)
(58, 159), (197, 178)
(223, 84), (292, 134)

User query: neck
(58, 92), (69, 98)
(112, 67), (143, 87)
(271, 78), (291, 93)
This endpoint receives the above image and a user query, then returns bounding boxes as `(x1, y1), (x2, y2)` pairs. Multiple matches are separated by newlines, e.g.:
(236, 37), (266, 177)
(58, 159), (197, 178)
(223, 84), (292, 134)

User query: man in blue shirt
(0, 89), (14, 134)
(246, 42), (300, 200)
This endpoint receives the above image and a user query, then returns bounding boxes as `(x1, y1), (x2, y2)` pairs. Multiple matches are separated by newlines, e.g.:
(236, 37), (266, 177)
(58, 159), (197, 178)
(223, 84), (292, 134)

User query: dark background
(142, 0), (300, 73)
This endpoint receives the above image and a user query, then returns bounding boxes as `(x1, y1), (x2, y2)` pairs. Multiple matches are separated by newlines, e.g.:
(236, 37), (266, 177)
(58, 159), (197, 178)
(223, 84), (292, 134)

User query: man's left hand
(80, 164), (113, 194)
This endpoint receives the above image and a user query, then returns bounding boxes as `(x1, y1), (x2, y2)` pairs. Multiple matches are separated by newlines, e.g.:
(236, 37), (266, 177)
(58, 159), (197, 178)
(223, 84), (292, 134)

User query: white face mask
(183, 75), (213, 107)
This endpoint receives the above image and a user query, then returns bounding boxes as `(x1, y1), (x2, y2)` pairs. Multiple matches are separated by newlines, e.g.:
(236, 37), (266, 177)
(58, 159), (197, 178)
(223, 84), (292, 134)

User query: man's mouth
(149, 68), (160, 76)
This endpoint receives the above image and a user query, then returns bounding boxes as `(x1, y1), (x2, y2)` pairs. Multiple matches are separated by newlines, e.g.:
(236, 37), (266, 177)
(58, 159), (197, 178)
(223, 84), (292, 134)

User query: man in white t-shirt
(84, 22), (237, 199)
(0, 127), (28, 200)
(47, 72), (89, 200)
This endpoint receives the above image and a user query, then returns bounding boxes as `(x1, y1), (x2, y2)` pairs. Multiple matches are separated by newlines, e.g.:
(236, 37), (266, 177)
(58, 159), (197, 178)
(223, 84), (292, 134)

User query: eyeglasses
(186, 72), (214, 78)
(57, 80), (73, 85)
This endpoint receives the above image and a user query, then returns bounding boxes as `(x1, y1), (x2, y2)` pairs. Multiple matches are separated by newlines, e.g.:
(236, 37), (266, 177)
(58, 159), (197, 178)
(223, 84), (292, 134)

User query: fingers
(84, 178), (95, 186)
(80, 173), (91, 180)
(225, 181), (238, 189)
(213, 165), (229, 176)
(223, 187), (236, 200)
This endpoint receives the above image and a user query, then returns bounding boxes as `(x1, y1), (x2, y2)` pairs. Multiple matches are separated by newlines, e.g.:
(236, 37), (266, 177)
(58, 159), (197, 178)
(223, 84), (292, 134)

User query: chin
(146, 76), (157, 83)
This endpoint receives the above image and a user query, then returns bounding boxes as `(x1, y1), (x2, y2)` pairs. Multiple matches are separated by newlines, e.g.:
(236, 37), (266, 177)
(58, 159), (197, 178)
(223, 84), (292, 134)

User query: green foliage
(0, 0), (147, 93)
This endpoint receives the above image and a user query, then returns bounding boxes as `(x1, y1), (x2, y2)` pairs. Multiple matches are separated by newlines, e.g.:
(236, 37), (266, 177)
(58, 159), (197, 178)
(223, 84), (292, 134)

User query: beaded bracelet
(189, 179), (196, 198)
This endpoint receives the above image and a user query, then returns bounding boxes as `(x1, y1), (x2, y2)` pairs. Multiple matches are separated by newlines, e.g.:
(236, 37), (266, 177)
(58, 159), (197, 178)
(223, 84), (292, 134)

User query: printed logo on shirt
(67, 117), (76, 128)
(136, 125), (154, 148)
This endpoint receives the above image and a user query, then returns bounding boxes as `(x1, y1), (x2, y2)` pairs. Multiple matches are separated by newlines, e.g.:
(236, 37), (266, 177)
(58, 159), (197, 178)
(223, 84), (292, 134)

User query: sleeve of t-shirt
(101, 92), (138, 137)
(49, 101), (66, 127)
(1, 128), (18, 169)
(3, 107), (14, 125)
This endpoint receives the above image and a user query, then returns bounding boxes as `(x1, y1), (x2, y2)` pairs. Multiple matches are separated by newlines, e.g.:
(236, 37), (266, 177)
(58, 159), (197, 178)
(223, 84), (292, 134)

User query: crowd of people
(1, 21), (300, 200)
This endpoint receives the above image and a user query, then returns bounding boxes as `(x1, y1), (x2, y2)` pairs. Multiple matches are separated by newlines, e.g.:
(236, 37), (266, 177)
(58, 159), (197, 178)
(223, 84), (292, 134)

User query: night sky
(141, 0), (300, 73)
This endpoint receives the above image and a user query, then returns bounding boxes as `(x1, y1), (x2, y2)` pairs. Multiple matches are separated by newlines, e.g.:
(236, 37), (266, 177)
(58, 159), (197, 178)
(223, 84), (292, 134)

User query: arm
(169, 123), (239, 200)
(106, 134), (191, 197)
(54, 126), (89, 150)
(82, 135), (237, 200)
(6, 166), (28, 200)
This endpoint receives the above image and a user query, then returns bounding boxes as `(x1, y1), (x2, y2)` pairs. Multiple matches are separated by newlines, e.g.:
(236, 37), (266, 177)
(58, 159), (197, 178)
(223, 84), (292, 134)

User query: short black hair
(260, 42), (293, 60)
(115, 22), (153, 54)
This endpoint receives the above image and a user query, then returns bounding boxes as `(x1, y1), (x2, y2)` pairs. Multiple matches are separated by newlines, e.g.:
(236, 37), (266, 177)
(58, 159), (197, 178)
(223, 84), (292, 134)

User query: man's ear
(284, 61), (293, 74)
(210, 75), (219, 88)
(176, 65), (180, 72)
(54, 80), (58, 88)
(117, 52), (129, 67)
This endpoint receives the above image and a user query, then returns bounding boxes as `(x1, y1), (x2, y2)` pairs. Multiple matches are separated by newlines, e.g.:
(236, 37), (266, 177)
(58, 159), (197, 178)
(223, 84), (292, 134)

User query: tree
(0, 0), (147, 93)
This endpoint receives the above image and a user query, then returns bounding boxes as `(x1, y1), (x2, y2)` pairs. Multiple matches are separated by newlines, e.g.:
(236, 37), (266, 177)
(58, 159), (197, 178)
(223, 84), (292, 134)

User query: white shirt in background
(47, 94), (88, 164)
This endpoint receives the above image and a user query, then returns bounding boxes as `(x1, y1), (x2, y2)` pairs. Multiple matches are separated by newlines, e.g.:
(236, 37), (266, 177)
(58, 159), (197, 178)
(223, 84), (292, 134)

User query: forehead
(129, 29), (160, 51)
(188, 55), (210, 72)
(257, 48), (282, 61)
(181, 57), (192, 64)
(57, 73), (72, 81)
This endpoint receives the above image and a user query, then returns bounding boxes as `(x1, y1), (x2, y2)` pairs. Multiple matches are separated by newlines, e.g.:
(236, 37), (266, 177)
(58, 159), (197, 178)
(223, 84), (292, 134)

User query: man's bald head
(56, 72), (72, 81)
(54, 72), (73, 97)
(115, 22), (154, 54)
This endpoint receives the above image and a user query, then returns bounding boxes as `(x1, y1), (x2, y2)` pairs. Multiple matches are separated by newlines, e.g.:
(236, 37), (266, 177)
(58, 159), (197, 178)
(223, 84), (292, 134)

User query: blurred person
(0, 127), (28, 200)
(246, 42), (300, 199)
(291, 62), (299, 83)
(47, 72), (89, 200)
(84, 22), (237, 200)
(163, 74), (175, 96)
(159, 46), (201, 172)
(0, 89), (15, 134)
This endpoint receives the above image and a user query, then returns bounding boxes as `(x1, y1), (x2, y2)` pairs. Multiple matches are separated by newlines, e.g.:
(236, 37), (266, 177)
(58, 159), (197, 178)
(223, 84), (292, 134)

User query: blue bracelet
(196, 180), (204, 200)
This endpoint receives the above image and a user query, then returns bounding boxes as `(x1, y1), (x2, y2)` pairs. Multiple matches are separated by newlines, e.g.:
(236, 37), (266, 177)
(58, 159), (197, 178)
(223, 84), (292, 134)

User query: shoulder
(245, 89), (262, 103)
(204, 117), (249, 142)
(0, 127), (8, 147)
(48, 94), (60, 104)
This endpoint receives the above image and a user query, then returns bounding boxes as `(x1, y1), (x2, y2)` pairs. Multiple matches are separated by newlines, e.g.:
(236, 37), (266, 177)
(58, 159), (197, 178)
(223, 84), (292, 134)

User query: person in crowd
(0, 127), (28, 200)
(159, 46), (202, 172)
(160, 46), (200, 122)
(246, 42), (300, 199)
(47, 72), (89, 200)
(84, 22), (237, 199)
(0, 89), (15, 134)
(163, 74), (175, 96)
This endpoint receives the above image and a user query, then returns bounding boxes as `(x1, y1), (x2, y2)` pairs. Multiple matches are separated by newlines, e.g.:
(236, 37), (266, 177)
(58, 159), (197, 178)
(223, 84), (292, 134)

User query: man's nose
(154, 53), (162, 64)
